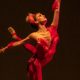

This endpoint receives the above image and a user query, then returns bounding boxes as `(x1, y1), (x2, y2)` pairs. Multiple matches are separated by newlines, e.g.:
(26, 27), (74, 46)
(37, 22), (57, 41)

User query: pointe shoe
(8, 27), (16, 34)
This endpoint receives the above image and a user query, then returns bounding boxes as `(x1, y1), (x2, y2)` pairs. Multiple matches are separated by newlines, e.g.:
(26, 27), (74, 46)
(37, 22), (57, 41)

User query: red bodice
(25, 25), (59, 60)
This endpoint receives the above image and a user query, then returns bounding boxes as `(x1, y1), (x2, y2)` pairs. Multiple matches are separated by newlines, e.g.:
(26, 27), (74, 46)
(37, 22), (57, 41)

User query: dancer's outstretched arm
(0, 33), (32, 53)
(51, 0), (61, 29)
(8, 27), (37, 54)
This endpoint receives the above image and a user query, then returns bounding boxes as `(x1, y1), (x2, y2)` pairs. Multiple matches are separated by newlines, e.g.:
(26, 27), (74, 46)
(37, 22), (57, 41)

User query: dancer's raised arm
(51, 0), (61, 29)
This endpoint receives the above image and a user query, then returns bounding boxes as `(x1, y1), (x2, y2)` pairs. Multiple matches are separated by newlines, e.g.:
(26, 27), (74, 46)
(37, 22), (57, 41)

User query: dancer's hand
(8, 27), (18, 39)
(0, 47), (7, 54)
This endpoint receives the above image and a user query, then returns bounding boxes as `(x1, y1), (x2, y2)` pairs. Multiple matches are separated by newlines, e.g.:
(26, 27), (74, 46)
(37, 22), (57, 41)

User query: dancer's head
(26, 13), (47, 26)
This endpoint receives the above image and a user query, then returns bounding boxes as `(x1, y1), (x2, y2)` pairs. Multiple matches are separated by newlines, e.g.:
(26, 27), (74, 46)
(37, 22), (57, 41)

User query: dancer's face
(35, 13), (47, 25)
(26, 13), (47, 25)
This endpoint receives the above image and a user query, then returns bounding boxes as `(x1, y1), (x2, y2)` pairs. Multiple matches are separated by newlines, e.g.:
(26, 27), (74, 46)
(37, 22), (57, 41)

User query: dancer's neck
(37, 24), (47, 33)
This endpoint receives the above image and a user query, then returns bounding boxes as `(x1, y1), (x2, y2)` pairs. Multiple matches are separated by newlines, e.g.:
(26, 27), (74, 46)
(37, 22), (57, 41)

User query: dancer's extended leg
(34, 59), (42, 80)
(27, 63), (34, 80)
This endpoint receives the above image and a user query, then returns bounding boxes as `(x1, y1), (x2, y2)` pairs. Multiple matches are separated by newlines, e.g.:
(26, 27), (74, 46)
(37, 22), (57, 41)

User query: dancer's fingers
(0, 48), (5, 54)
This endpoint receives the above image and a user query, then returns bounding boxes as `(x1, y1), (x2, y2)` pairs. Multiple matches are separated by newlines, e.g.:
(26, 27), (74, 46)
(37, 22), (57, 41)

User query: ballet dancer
(0, 0), (61, 80)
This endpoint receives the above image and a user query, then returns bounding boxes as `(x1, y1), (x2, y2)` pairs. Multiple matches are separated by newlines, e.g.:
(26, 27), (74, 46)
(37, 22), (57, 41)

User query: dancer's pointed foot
(8, 27), (17, 39)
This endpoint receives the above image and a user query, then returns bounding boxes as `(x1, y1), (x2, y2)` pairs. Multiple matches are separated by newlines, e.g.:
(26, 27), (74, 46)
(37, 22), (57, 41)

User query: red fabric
(27, 25), (59, 66)
(26, 25), (59, 80)
(52, 0), (59, 11)
(24, 43), (37, 54)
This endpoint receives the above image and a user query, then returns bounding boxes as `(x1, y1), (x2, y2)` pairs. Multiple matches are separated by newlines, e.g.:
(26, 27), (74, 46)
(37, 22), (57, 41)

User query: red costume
(7, 25), (59, 80)
(6, 0), (59, 80)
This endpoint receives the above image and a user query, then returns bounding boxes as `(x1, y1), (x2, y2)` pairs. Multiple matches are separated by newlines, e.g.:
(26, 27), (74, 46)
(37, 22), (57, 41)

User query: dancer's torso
(29, 25), (58, 60)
